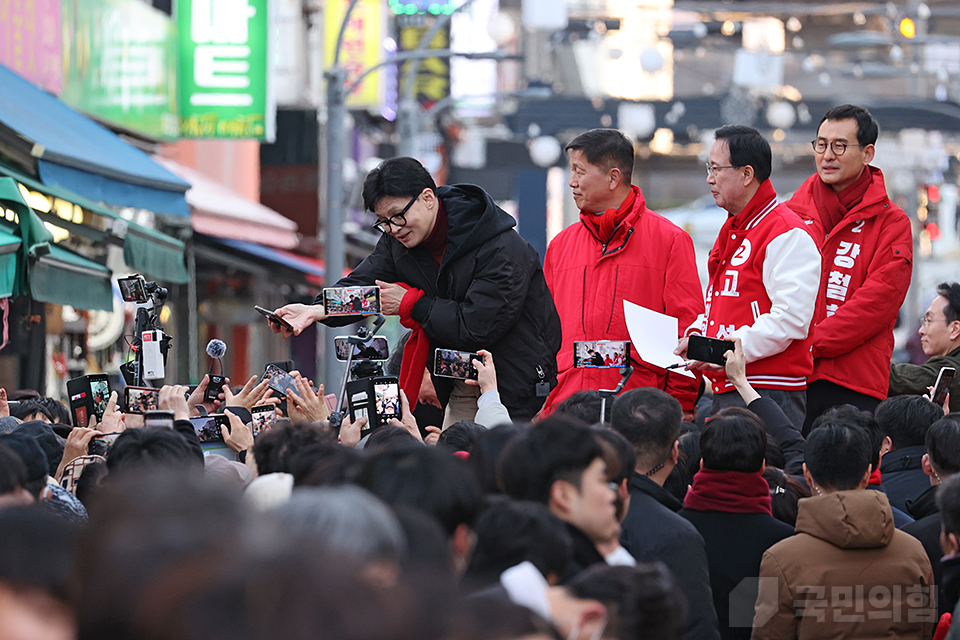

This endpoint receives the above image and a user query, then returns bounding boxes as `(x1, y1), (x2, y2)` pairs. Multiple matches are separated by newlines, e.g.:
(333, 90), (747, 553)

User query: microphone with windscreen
(204, 339), (227, 403)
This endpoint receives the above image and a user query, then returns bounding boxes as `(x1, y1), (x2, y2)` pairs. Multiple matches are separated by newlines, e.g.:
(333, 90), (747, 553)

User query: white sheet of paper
(623, 300), (694, 378)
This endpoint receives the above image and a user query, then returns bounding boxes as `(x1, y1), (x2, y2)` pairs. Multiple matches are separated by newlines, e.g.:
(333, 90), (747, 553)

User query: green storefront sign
(178, 0), (271, 140)
(60, 0), (179, 139)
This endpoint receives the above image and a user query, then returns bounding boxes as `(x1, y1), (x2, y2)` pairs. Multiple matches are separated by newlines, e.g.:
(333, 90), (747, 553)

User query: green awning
(31, 244), (113, 311)
(0, 230), (21, 299)
(0, 163), (189, 284)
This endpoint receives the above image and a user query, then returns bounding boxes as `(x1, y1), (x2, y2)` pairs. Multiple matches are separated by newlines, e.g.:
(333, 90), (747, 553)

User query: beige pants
(442, 380), (480, 429)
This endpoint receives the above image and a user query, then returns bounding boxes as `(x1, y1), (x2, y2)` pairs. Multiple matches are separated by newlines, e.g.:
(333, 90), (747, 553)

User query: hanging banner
(324, 0), (383, 108)
(0, 0), (62, 93)
(396, 14), (451, 108)
(178, 0), (274, 140)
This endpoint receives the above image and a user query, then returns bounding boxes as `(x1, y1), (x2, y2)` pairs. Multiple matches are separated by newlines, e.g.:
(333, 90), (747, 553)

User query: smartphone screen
(932, 367), (956, 405)
(124, 387), (159, 414)
(89, 376), (111, 420)
(144, 410), (175, 430)
(251, 404), (276, 435)
(373, 378), (401, 421)
(323, 286), (381, 316)
(189, 415), (223, 443)
(261, 364), (301, 398)
(573, 340), (630, 368)
(687, 335), (735, 366)
(334, 336), (390, 361)
(434, 348), (480, 380)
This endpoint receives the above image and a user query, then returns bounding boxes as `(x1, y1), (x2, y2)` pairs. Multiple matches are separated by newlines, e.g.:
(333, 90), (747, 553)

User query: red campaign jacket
(788, 167), (913, 399)
(542, 186), (704, 413)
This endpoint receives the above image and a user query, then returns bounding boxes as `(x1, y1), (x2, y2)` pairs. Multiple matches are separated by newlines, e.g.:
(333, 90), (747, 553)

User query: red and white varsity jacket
(687, 180), (821, 394)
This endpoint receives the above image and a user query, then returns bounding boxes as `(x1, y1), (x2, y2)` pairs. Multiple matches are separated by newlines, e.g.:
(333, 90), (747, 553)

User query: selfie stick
(598, 365), (634, 424)
(329, 314), (387, 430)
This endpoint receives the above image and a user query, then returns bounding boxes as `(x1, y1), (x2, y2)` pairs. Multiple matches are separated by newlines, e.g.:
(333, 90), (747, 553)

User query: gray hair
(275, 485), (406, 564)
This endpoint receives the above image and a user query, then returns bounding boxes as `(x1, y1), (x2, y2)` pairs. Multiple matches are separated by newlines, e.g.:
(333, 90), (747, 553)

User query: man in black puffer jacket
(274, 157), (561, 422)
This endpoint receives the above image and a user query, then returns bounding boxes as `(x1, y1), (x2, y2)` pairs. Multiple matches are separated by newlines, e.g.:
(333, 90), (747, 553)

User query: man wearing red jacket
(788, 105), (913, 434)
(677, 125), (821, 429)
(542, 129), (704, 416)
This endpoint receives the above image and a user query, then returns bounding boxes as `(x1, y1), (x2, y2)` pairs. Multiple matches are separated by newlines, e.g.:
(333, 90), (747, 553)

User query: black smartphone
(261, 364), (301, 398)
(117, 274), (148, 303)
(205, 374), (227, 403)
(254, 305), (294, 331)
(67, 374), (111, 428)
(433, 348), (481, 380)
(932, 367), (956, 406)
(251, 404), (276, 435)
(346, 379), (374, 435)
(144, 410), (175, 429)
(124, 386), (159, 414)
(189, 415), (224, 443)
(687, 335), (735, 366)
(323, 286), (381, 316)
(334, 336), (390, 361)
(573, 340), (631, 368)
(373, 376), (401, 422)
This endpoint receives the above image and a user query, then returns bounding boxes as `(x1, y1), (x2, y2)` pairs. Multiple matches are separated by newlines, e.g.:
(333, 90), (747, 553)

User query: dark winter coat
(879, 445), (931, 513)
(323, 184), (562, 420)
(902, 484), (949, 615)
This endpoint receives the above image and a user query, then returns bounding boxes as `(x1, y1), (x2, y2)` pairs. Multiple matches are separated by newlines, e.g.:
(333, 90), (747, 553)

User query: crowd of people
(3, 103), (960, 640)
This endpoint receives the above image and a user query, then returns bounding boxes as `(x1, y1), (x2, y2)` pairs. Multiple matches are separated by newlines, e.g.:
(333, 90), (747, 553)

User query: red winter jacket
(542, 186), (704, 413)
(788, 167), (913, 400)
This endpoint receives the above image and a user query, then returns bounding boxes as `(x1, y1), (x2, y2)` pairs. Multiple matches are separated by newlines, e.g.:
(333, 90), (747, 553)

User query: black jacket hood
(437, 184), (516, 267)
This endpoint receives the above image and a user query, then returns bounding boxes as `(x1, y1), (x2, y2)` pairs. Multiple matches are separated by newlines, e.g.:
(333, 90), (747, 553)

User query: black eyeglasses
(372, 194), (419, 234)
(811, 139), (864, 156)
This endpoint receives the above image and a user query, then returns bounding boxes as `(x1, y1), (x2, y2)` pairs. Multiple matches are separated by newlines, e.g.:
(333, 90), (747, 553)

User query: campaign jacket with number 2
(689, 180), (820, 395)
(788, 167), (913, 400)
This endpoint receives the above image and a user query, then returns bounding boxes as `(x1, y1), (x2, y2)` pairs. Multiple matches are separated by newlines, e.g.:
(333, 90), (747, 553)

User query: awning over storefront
(153, 157), (299, 250)
(0, 63), (190, 218)
(0, 163), (189, 284)
(0, 178), (114, 311)
(196, 235), (328, 287)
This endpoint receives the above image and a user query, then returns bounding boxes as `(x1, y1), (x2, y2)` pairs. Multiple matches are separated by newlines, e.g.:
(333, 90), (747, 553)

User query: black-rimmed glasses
(372, 194), (419, 234)
(811, 139), (864, 155)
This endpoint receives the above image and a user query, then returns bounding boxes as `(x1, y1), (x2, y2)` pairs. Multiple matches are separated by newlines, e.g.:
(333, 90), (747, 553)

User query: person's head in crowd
(937, 474), (960, 558)
(922, 417), (960, 486)
(253, 421), (332, 476)
(10, 398), (54, 424)
(0, 415), (21, 435)
(437, 421), (486, 455)
(814, 404), (885, 476)
(0, 430), (48, 498)
(7, 389), (40, 402)
(365, 424), (421, 453)
(803, 420), (873, 494)
(593, 428), (635, 522)
(763, 466), (809, 527)
(392, 504), (454, 575)
(567, 563), (689, 640)
(355, 446), (483, 574)
(454, 595), (561, 640)
(469, 424), (522, 494)
(38, 397), (70, 425)
(75, 460), (107, 507)
(498, 416), (618, 549)
(363, 157), (441, 250)
(106, 427), (203, 477)
(15, 421), (64, 477)
(0, 507), (78, 640)
(0, 442), (33, 508)
(611, 388), (682, 484)
(662, 428), (699, 503)
(874, 394), (944, 450)
(765, 436), (786, 470)
(920, 282), (960, 357)
(565, 128), (635, 213)
(708, 125), (772, 216)
(554, 390), (608, 425)
(700, 407), (766, 473)
(276, 486), (407, 586)
(465, 497), (572, 590)
(290, 441), (361, 487)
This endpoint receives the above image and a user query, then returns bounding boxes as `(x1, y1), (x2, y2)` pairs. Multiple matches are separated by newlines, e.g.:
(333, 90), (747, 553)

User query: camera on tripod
(329, 315), (398, 433)
(118, 274), (172, 386)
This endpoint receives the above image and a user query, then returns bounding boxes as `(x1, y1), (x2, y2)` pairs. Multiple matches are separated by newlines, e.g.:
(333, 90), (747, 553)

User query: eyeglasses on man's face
(372, 194), (419, 234)
(705, 163), (739, 177)
(811, 139), (864, 156)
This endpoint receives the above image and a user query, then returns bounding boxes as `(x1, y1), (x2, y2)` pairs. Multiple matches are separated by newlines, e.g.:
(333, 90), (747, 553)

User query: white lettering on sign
(720, 270), (741, 297)
(190, 0), (256, 108)
(192, 0), (257, 44)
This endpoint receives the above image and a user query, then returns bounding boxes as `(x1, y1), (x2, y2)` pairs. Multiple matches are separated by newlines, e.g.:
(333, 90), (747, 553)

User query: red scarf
(811, 165), (873, 234)
(397, 285), (429, 407)
(709, 179), (777, 277)
(868, 468), (882, 486)
(581, 185), (639, 244)
(683, 468), (772, 514)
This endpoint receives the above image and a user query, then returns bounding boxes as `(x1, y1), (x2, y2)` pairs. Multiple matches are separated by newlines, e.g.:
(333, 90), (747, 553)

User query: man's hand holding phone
(271, 304), (326, 338)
